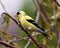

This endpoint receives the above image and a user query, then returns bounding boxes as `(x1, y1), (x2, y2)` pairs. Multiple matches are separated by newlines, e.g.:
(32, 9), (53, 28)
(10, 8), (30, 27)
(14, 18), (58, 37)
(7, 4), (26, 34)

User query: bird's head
(17, 11), (27, 20)
(17, 11), (26, 16)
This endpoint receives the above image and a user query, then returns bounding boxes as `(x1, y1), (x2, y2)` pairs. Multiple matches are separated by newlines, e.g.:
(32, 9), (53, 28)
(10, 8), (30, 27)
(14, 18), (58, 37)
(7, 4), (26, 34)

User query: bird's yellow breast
(18, 16), (37, 31)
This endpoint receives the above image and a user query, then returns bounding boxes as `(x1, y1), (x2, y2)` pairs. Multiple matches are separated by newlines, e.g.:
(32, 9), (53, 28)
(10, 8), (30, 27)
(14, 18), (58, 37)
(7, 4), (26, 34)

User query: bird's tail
(37, 27), (50, 39)
(42, 33), (50, 39)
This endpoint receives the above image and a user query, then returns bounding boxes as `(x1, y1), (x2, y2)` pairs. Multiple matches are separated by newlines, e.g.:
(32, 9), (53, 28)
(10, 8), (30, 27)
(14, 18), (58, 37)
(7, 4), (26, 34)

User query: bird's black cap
(17, 12), (20, 15)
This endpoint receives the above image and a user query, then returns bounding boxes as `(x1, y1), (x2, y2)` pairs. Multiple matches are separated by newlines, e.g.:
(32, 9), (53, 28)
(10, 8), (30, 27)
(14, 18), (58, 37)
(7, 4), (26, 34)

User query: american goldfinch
(17, 11), (50, 38)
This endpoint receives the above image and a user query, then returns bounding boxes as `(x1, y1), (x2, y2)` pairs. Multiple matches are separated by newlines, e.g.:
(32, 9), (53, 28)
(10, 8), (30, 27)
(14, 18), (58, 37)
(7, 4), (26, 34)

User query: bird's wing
(27, 19), (45, 31)
(27, 19), (50, 39)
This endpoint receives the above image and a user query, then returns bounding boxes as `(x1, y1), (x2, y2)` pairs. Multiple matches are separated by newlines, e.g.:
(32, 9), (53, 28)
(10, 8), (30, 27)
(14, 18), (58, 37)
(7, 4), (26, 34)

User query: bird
(16, 11), (50, 39)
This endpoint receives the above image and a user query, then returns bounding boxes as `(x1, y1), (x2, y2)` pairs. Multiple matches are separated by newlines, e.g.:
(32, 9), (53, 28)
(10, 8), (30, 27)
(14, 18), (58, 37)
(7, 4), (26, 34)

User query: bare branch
(54, 0), (60, 7)
(37, 0), (50, 24)
(51, 0), (59, 48)
(0, 30), (27, 40)
(24, 32), (34, 48)
(0, 40), (16, 48)
(32, 0), (50, 25)
(0, 0), (7, 12)
(35, 10), (40, 23)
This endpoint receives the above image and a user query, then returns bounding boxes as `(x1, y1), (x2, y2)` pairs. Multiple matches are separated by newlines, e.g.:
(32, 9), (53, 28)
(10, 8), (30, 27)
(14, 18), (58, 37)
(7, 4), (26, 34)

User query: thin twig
(52, 0), (57, 22)
(0, 40), (16, 48)
(35, 10), (40, 23)
(24, 32), (35, 48)
(54, 0), (60, 7)
(33, 0), (50, 25)
(0, 0), (7, 12)
(52, 0), (59, 48)
(0, 30), (27, 41)
(37, 0), (50, 25)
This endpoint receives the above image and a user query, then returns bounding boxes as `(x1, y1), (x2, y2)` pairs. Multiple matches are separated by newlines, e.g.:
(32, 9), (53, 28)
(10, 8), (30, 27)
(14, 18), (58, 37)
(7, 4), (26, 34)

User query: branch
(24, 32), (35, 48)
(35, 10), (40, 23)
(0, 30), (27, 41)
(54, 0), (60, 7)
(37, 0), (50, 24)
(0, 0), (7, 12)
(0, 40), (16, 48)
(52, 0), (59, 48)
(32, 0), (50, 25)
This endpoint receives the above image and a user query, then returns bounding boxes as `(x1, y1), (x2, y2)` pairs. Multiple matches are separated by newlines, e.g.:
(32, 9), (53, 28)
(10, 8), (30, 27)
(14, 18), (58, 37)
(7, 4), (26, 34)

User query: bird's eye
(17, 12), (20, 15)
